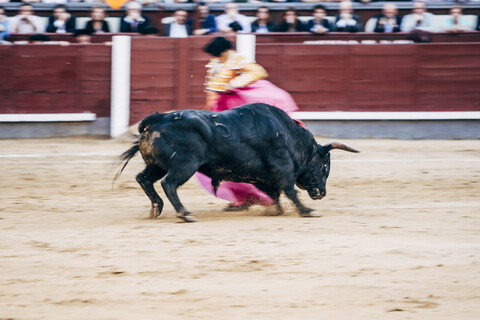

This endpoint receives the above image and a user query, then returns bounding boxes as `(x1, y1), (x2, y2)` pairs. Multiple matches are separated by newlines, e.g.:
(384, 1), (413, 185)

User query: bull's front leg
(284, 186), (321, 218)
(136, 166), (166, 219)
(161, 166), (198, 223)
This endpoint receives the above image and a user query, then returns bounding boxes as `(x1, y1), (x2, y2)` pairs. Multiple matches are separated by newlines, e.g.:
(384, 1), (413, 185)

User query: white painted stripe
(0, 159), (144, 164)
(335, 158), (480, 162)
(293, 111), (480, 121)
(0, 113), (96, 122)
(0, 152), (121, 158)
(0, 158), (478, 165)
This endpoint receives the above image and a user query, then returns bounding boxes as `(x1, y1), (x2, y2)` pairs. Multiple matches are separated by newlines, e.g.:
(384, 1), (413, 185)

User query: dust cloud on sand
(0, 137), (479, 319)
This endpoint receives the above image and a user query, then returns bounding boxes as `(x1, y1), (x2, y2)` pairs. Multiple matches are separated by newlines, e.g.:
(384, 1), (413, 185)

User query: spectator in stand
(193, 2), (216, 35)
(73, 28), (92, 44)
(334, 1), (362, 32)
(251, 6), (275, 33)
(307, 5), (331, 34)
(400, 1), (435, 33)
(9, 4), (44, 34)
(120, 1), (151, 33)
(442, 6), (471, 33)
(275, 7), (306, 32)
(163, 9), (193, 37)
(46, 4), (76, 33)
(216, 2), (251, 34)
(85, 6), (110, 34)
(0, 6), (9, 41)
(373, 3), (401, 33)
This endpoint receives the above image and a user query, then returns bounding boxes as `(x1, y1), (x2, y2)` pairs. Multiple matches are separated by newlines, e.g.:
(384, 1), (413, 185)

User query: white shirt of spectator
(42, 0), (68, 3)
(256, 24), (269, 33)
(169, 22), (188, 38)
(400, 12), (435, 32)
(336, 14), (357, 28)
(8, 15), (44, 34)
(215, 13), (252, 33)
(53, 20), (67, 33)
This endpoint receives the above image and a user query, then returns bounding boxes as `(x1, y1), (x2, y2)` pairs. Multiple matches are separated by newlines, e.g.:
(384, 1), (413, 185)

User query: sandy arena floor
(0, 136), (479, 320)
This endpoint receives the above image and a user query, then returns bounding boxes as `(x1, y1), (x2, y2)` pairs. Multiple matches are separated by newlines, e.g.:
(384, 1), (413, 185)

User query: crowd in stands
(1, 1), (479, 44)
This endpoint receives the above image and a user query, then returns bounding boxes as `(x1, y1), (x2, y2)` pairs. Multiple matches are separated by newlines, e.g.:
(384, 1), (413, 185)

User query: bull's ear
(321, 142), (360, 154)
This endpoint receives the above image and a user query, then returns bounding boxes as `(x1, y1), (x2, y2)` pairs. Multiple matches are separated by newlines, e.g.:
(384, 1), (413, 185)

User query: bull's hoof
(149, 203), (162, 219)
(177, 213), (197, 223)
(265, 205), (283, 216)
(300, 210), (322, 218)
(223, 202), (251, 212)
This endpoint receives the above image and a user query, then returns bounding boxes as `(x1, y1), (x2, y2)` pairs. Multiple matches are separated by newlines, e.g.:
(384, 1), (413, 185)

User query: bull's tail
(113, 135), (140, 186)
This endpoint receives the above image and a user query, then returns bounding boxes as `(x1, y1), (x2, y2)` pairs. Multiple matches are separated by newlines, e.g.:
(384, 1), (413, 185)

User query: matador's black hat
(203, 37), (232, 57)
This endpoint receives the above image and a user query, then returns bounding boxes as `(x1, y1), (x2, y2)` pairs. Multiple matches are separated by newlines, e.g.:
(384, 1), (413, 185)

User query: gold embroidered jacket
(204, 51), (268, 93)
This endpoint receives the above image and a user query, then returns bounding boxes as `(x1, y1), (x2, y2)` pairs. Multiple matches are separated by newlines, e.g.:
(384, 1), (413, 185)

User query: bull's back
(138, 104), (313, 167)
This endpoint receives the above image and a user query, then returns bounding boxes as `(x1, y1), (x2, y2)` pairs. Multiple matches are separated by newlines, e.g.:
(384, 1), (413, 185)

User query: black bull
(117, 103), (359, 222)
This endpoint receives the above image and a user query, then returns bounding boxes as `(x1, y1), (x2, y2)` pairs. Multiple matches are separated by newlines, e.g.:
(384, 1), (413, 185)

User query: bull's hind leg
(136, 166), (166, 219)
(161, 164), (198, 223)
(284, 186), (321, 218)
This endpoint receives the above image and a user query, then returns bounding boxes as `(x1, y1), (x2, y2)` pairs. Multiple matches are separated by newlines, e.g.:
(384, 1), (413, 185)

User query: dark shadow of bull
(116, 103), (359, 222)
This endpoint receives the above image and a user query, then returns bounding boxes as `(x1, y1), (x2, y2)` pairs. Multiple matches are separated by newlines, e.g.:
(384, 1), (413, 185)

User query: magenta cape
(196, 80), (299, 206)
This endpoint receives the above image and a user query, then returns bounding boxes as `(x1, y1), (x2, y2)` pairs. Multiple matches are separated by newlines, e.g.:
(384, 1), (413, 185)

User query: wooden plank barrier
(1, 38), (479, 128)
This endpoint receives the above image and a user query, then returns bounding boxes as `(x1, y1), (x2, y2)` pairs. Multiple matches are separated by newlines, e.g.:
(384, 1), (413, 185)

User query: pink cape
(195, 79), (299, 206)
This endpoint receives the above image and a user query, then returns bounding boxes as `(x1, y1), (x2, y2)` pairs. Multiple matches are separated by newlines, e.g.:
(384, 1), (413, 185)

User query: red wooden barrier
(0, 44), (111, 116)
(1, 38), (479, 127)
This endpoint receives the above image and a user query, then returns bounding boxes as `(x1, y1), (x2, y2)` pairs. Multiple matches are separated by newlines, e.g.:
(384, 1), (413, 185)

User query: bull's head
(296, 142), (359, 200)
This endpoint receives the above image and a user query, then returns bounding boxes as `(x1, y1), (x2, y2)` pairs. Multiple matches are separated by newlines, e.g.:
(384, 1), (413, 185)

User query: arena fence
(1, 34), (480, 139)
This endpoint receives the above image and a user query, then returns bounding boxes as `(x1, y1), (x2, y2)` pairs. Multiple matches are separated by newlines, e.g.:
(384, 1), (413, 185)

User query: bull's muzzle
(309, 188), (326, 200)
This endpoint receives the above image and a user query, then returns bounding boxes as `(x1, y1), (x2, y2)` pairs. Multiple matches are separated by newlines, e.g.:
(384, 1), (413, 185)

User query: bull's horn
(323, 142), (360, 153)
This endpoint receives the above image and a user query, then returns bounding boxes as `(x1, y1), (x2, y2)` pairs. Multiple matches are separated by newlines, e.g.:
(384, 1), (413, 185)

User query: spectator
(334, 1), (362, 32)
(120, 1), (151, 33)
(46, 4), (76, 33)
(85, 6), (110, 34)
(216, 2), (251, 34)
(275, 7), (306, 32)
(193, 2), (216, 35)
(163, 9), (193, 37)
(251, 6), (275, 33)
(9, 4), (44, 34)
(373, 3), (401, 33)
(0, 6), (9, 41)
(400, 1), (435, 33)
(73, 29), (92, 44)
(442, 6), (470, 33)
(307, 4), (331, 34)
